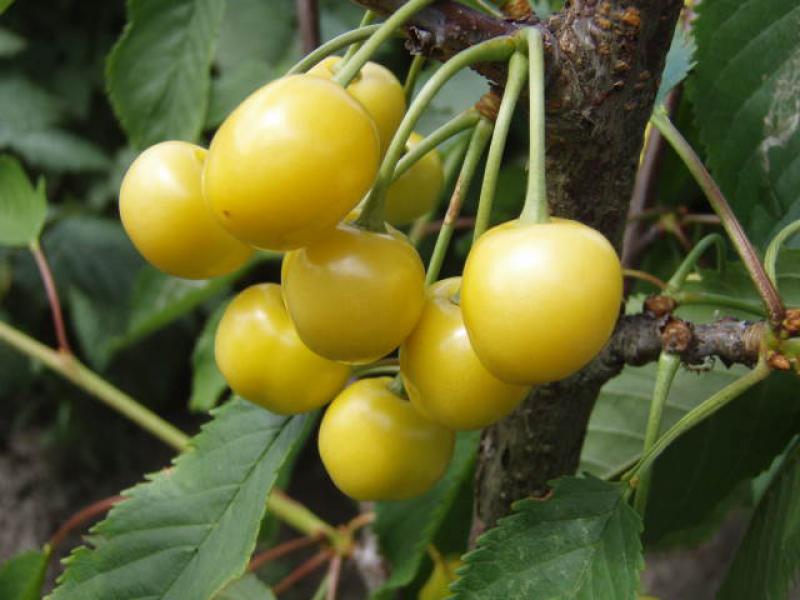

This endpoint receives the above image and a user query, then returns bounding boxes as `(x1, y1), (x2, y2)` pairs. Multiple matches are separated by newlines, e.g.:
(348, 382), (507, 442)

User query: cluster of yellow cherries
(119, 53), (622, 501)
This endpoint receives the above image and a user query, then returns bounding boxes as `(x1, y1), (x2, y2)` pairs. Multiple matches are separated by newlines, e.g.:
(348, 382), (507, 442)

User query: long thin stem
(473, 50), (528, 242)
(29, 240), (71, 354)
(341, 10), (376, 66)
(650, 110), (785, 327)
(623, 268), (667, 291)
(248, 534), (322, 572)
(287, 25), (381, 75)
(393, 109), (479, 181)
(625, 359), (771, 484)
(273, 549), (334, 595)
(334, 0), (435, 87)
(267, 490), (348, 551)
(311, 574), (331, 600)
(48, 495), (123, 552)
(764, 219), (800, 288)
(296, 0), (320, 53)
(673, 291), (766, 317)
(0, 319), (189, 450)
(633, 352), (680, 516)
(426, 118), (493, 285)
(326, 554), (343, 600)
(408, 133), (471, 246)
(519, 27), (548, 225)
(665, 233), (725, 294)
(356, 35), (517, 231)
(404, 54), (426, 104)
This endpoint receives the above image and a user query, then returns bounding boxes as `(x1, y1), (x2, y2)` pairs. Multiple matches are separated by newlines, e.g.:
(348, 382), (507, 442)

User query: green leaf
(206, 60), (272, 129)
(106, 0), (227, 149)
(581, 364), (800, 547)
(689, 0), (800, 247)
(655, 26), (695, 106)
(0, 549), (47, 600)
(0, 155), (46, 247)
(451, 476), (643, 599)
(50, 399), (309, 600)
(718, 440), (800, 599)
(215, 0), (295, 72)
(373, 431), (480, 599)
(0, 0), (14, 15)
(0, 27), (26, 56)
(214, 574), (275, 600)
(190, 303), (227, 413)
(11, 129), (110, 172)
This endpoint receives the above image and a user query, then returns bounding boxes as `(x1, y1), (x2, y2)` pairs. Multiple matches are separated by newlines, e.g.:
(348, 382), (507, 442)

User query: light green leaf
(215, 0), (295, 72)
(190, 303), (227, 413)
(718, 440), (800, 599)
(689, 0), (800, 247)
(0, 549), (47, 600)
(106, 0), (227, 149)
(655, 26), (695, 106)
(0, 155), (46, 247)
(50, 399), (310, 600)
(0, 27), (26, 56)
(214, 574), (275, 600)
(373, 431), (480, 599)
(451, 476), (643, 599)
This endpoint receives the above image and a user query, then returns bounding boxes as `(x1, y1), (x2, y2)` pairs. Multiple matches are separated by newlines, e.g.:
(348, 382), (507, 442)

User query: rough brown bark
(353, 0), (684, 525)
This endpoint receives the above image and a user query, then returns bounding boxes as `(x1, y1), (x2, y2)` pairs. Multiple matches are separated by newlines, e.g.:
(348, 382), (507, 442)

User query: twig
(326, 554), (343, 600)
(273, 549), (334, 595)
(296, 0), (321, 53)
(30, 241), (71, 354)
(48, 495), (124, 552)
(623, 269), (667, 291)
(248, 534), (323, 572)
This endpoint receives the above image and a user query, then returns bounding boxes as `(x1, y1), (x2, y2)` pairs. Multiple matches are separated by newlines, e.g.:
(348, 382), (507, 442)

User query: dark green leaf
(214, 574), (275, 600)
(11, 129), (109, 172)
(0, 155), (46, 247)
(215, 0), (296, 72)
(0, 0), (14, 15)
(50, 400), (310, 600)
(655, 26), (695, 106)
(106, 0), (227, 148)
(0, 549), (47, 600)
(373, 431), (480, 599)
(689, 0), (800, 247)
(451, 476), (643, 599)
(718, 440), (800, 599)
(0, 27), (26, 56)
(189, 302), (227, 413)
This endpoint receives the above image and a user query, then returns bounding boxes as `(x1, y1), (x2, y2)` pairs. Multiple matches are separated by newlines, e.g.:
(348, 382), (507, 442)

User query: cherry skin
(308, 56), (405, 156)
(119, 141), (252, 279)
(203, 75), (380, 250)
(214, 284), (351, 414)
(385, 132), (445, 226)
(461, 219), (623, 384)
(282, 221), (426, 364)
(318, 376), (454, 501)
(401, 277), (529, 430)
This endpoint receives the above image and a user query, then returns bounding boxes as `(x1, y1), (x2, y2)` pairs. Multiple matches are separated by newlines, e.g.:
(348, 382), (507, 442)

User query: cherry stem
(622, 269), (667, 291)
(665, 233), (725, 295)
(650, 110), (785, 329)
(764, 219), (800, 289)
(473, 48), (528, 242)
(248, 534), (323, 572)
(296, 0), (321, 53)
(267, 490), (347, 552)
(633, 352), (680, 516)
(404, 54), (426, 104)
(341, 10), (376, 66)
(624, 358), (771, 486)
(30, 240), (71, 355)
(287, 25), (381, 76)
(393, 109), (479, 181)
(334, 0), (435, 87)
(356, 35), (517, 232)
(273, 549), (334, 595)
(326, 554), (343, 600)
(519, 27), (549, 225)
(48, 495), (124, 553)
(426, 118), (493, 285)
(672, 291), (765, 317)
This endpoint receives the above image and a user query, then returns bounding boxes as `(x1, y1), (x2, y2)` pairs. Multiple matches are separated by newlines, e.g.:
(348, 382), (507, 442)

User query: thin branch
(296, 0), (321, 53)
(248, 534), (323, 573)
(30, 241), (71, 354)
(326, 554), (343, 600)
(49, 495), (124, 552)
(273, 549), (334, 595)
